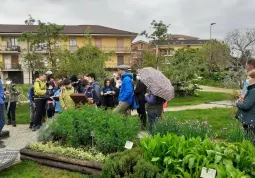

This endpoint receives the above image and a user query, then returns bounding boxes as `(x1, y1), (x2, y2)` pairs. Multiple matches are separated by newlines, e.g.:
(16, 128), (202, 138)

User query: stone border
(20, 148), (103, 176)
(0, 131), (10, 139)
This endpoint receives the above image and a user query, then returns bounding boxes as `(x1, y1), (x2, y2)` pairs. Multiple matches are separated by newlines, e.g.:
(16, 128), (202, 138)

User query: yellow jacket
(34, 78), (46, 98)
(60, 86), (75, 110)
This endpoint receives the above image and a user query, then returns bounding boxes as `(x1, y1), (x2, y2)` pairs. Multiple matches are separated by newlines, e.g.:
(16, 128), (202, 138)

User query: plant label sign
(125, 141), (133, 149)
(200, 167), (216, 178)
(90, 131), (95, 137)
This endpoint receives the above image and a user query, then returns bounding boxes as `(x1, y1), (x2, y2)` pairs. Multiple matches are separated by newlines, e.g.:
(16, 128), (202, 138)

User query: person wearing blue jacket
(114, 65), (134, 116)
(0, 76), (6, 148)
(28, 85), (35, 129)
(53, 81), (63, 114)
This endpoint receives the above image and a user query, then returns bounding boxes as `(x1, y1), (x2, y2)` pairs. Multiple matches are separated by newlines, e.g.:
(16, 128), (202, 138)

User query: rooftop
(0, 24), (137, 36)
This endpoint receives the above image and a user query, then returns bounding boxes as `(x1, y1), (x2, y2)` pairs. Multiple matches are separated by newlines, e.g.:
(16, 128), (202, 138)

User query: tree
(165, 48), (205, 82)
(225, 28), (255, 66)
(200, 40), (232, 73)
(19, 15), (45, 83)
(36, 21), (67, 71)
(141, 20), (170, 69)
(56, 35), (110, 78)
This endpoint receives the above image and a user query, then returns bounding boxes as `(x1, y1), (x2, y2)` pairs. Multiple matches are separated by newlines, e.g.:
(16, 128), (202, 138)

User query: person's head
(58, 81), (64, 89)
(63, 79), (72, 87)
(70, 75), (78, 83)
(104, 79), (111, 87)
(78, 75), (84, 81)
(248, 69), (255, 85)
(87, 73), (96, 83)
(116, 65), (129, 76)
(246, 59), (255, 72)
(6, 78), (12, 85)
(39, 73), (46, 81)
(81, 79), (90, 89)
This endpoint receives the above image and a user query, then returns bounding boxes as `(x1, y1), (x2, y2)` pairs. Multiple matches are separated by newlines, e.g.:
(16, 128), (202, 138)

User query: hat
(45, 71), (53, 75)
(116, 65), (130, 71)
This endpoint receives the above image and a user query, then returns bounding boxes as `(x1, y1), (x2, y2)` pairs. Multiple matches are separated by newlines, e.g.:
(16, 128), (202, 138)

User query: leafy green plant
(140, 134), (255, 177)
(102, 148), (162, 178)
(227, 126), (255, 144)
(28, 142), (106, 162)
(152, 117), (180, 136)
(39, 105), (140, 153)
(152, 117), (212, 140)
(180, 119), (212, 140)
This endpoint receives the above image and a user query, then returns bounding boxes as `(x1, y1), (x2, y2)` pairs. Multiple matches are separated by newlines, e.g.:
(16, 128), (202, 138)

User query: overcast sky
(1, 0), (255, 42)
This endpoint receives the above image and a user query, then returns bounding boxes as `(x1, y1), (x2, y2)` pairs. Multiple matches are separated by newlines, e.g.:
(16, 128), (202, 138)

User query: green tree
(166, 48), (205, 82)
(141, 20), (170, 69)
(56, 35), (110, 78)
(19, 15), (45, 83)
(36, 21), (67, 71)
(200, 40), (232, 73)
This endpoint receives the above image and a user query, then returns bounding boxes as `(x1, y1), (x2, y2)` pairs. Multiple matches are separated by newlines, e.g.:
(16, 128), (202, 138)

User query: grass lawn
(165, 108), (241, 138)
(198, 78), (239, 89)
(0, 161), (92, 178)
(168, 91), (231, 107)
(16, 103), (30, 124)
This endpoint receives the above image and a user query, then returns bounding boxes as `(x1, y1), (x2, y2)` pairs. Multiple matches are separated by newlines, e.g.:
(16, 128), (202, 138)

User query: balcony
(3, 63), (22, 71)
(0, 45), (21, 54)
(99, 46), (133, 53)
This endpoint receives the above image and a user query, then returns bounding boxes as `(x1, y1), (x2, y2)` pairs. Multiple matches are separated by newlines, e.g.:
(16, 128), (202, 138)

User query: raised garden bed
(20, 148), (103, 176)
(0, 130), (10, 139)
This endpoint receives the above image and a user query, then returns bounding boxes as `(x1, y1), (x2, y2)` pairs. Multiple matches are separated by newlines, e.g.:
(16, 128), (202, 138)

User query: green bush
(102, 148), (162, 178)
(28, 142), (106, 162)
(152, 117), (212, 140)
(227, 126), (255, 144)
(38, 105), (140, 153)
(140, 134), (255, 177)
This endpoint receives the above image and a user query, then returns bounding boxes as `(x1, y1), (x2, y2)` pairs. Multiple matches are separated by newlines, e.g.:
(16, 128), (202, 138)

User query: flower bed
(102, 134), (255, 177)
(20, 142), (105, 176)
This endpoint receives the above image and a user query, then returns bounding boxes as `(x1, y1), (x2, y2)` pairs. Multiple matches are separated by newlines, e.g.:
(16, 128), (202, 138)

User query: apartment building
(131, 34), (209, 66)
(0, 24), (137, 84)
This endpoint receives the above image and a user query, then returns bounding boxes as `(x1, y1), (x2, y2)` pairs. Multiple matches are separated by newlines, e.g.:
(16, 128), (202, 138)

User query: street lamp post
(210, 23), (216, 72)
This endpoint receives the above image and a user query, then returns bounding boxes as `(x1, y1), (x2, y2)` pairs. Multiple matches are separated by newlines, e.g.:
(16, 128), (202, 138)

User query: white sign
(90, 131), (95, 137)
(201, 167), (216, 178)
(124, 141), (133, 149)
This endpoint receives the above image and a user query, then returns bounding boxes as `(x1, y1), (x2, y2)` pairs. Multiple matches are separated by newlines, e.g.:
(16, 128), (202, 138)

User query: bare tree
(225, 28), (255, 67)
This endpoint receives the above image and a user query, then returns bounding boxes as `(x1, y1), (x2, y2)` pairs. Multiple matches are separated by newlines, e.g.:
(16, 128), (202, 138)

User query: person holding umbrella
(114, 65), (134, 116)
(137, 67), (175, 132)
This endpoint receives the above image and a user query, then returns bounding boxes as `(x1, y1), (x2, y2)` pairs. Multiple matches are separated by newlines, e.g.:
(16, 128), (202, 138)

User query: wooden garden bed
(0, 130), (10, 139)
(20, 148), (103, 176)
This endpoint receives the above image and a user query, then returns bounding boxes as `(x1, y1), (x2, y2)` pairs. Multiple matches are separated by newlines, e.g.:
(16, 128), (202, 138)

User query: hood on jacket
(121, 73), (133, 80)
(92, 81), (101, 87)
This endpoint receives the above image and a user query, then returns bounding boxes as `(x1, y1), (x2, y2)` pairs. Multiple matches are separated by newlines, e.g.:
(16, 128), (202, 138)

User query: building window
(117, 56), (124, 65)
(141, 43), (144, 49)
(169, 50), (175, 56)
(95, 38), (102, 49)
(10, 38), (18, 47)
(69, 39), (77, 47)
(55, 40), (59, 47)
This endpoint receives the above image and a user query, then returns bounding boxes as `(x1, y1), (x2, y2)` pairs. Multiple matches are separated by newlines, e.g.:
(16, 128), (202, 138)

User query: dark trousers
(34, 99), (45, 126)
(0, 104), (5, 132)
(5, 102), (16, 123)
(137, 107), (146, 127)
(148, 112), (161, 133)
(47, 110), (55, 118)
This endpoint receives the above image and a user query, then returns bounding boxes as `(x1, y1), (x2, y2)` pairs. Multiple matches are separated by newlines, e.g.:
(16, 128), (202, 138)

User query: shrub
(227, 126), (255, 144)
(102, 148), (162, 178)
(152, 118), (180, 136)
(152, 117), (212, 140)
(38, 105), (140, 154)
(140, 134), (255, 177)
(28, 142), (106, 162)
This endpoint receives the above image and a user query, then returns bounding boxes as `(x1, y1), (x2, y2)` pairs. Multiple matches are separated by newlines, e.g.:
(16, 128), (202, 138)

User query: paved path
(0, 125), (38, 162)
(199, 85), (237, 94)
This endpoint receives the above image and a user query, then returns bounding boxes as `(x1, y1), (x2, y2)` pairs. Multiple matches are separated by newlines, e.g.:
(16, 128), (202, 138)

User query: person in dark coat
(135, 77), (147, 127)
(101, 79), (115, 110)
(236, 69), (255, 137)
(81, 79), (99, 105)
(44, 83), (56, 119)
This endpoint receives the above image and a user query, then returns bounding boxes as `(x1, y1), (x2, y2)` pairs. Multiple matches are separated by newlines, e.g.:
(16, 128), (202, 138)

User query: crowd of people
(1, 60), (255, 148)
